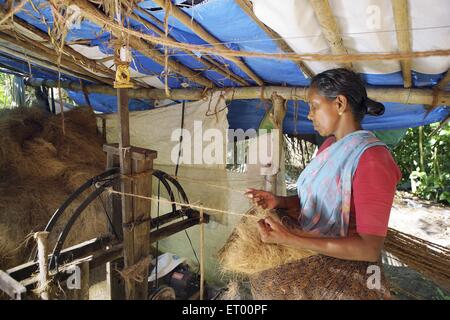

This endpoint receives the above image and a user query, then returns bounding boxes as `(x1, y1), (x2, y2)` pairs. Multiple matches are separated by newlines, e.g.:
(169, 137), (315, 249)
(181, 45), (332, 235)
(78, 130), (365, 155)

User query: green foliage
(0, 72), (14, 109)
(392, 122), (450, 204)
(435, 288), (450, 300)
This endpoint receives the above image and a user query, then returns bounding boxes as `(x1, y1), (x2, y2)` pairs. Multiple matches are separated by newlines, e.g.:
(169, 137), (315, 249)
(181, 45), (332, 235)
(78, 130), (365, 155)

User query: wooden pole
(436, 69), (450, 90)
(66, 0), (213, 88)
(392, 0), (412, 88)
(0, 31), (113, 85)
(0, 44), (104, 84)
(152, 0), (263, 85)
(310, 0), (352, 70)
(199, 208), (205, 300)
(236, 0), (314, 78)
(265, 93), (286, 194)
(6, 12), (118, 83)
(24, 79), (450, 106)
(117, 88), (136, 299)
(34, 231), (50, 300)
(127, 8), (249, 86)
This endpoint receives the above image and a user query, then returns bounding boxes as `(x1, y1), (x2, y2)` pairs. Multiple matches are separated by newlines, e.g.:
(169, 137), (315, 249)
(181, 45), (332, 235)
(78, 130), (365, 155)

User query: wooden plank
(130, 157), (152, 300)
(21, 244), (123, 289)
(13, 215), (209, 293)
(8, 235), (114, 281)
(0, 270), (26, 300)
(150, 215), (208, 243)
(103, 144), (157, 161)
(117, 87), (136, 300)
(104, 146), (124, 300)
(150, 208), (197, 229)
(107, 259), (125, 300)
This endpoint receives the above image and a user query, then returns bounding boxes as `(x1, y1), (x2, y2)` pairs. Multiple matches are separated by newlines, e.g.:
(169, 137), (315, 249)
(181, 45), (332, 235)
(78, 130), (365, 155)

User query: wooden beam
(7, 217), (208, 292)
(152, 0), (264, 85)
(392, 0), (412, 88)
(116, 87), (136, 300)
(127, 6), (249, 86)
(25, 78), (450, 105)
(436, 69), (450, 90)
(7, 12), (120, 84)
(8, 235), (115, 281)
(310, 0), (352, 70)
(0, 41), (106, 84)
(0, 30), (113, 85)
(67, 0), (213, 88)
(235, 0), (314, 79)
(0, 270), (26, 300)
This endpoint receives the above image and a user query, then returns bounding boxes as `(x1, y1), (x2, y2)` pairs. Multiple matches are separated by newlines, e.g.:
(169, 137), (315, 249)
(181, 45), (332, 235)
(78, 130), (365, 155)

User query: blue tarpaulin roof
(0, 0), (447, 134)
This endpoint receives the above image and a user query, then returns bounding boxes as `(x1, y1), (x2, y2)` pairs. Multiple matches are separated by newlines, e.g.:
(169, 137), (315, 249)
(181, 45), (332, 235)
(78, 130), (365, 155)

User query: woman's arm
(277, 195), (300, 210)
(245, 189), (301, 214)
(258, 216), (385, 262)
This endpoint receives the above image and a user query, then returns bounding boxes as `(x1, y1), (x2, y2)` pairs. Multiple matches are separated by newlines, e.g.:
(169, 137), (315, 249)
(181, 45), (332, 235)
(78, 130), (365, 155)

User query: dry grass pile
(218, 207), (316, 276)
(0, 107), (108, 269)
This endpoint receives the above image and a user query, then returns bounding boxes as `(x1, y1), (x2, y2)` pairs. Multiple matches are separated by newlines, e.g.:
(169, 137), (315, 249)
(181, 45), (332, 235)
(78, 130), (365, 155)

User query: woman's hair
(310, 68), (384, 122)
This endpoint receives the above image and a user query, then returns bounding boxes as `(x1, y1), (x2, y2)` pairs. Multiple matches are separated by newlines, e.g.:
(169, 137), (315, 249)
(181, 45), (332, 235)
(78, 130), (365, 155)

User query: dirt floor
(382, 192), (449, 300)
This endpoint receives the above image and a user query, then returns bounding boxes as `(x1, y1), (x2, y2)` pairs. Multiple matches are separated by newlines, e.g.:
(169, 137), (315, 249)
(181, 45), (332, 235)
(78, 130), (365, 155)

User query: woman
(245, 68), (401, 300)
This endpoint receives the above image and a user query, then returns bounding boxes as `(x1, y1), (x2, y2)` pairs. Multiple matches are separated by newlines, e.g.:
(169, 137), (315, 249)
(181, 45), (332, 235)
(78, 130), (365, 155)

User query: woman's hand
(245, 189), (280, 209)
(256, 216), (293, 245)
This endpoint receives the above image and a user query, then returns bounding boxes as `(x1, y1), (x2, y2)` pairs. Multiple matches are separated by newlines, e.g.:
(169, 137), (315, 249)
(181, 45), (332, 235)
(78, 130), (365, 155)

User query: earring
(339, 112), (343, 115)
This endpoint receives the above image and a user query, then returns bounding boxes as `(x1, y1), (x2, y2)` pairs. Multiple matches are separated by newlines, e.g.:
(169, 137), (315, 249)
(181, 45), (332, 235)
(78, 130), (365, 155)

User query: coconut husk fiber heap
(0, 107), (108, 270)
(218, 208), (393, 300)
(218, 207), (316, 276)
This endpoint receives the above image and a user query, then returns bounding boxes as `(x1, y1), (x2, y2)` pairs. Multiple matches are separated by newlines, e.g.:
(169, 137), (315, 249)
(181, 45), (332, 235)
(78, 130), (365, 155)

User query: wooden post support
(199, 208), (205, 300)
(103, 143), (157, 300)
(265, 93), (287, 195)
(116, 87), (138, 299)
(104, 137), (125, 300)
(34, 231), (50, 300)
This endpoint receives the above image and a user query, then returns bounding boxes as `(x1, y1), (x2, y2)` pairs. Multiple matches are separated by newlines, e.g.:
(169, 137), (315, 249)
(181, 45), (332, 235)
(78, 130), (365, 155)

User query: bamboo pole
(236, 0), (314, 79)
(310, 0), (352, 70)
(24, 78), (450, 105)
(270, 93), (287, 194)
(152, 0), (264, 85)
(436, 69), (450, 90)
(0, 30), (114, 85)
(66, 0), (213, 88)
(392, 0), (412, 88)
(8, 13), (119, 82)
(0, 42), (105, 84)
(34, 231), (50, 300)
(127, 5), (249, 86)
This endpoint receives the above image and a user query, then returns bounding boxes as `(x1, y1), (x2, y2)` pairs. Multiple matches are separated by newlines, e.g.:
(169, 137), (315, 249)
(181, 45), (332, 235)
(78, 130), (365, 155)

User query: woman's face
(307, 88), (340, 137)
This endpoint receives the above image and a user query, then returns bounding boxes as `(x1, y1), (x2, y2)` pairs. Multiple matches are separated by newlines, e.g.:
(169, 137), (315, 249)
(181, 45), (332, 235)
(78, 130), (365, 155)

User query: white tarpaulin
(252, 0), (450, 74)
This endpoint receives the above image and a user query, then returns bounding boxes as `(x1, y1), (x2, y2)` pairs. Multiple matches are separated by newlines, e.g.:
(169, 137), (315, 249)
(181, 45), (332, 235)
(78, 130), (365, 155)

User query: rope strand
(106, 187), (259, 220)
